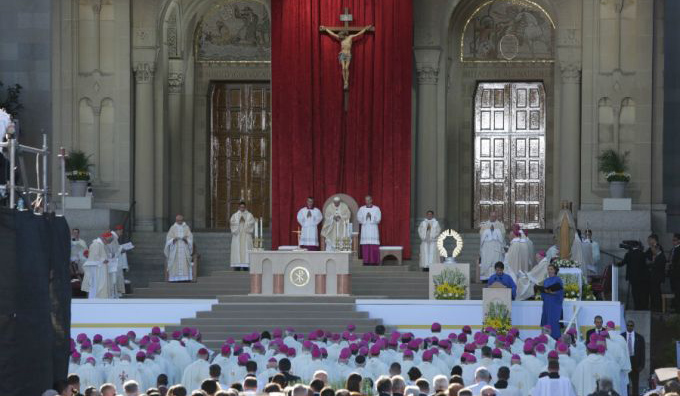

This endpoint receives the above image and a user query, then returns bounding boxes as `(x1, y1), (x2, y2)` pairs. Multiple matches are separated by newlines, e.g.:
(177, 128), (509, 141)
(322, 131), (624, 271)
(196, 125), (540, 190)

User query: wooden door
(474, 82), (545, 229)
(210, 82), (271, 229)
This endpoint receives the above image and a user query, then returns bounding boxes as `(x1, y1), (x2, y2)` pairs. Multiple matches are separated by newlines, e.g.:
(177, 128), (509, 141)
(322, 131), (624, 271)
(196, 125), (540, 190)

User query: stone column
(414, 48), (441, 221)
(133, 62), (156, 231)
(91, 0), (101, 72)
(91, 105), (101, 181)
(559, 61), (582, 210)
(168, 72), (184, 219)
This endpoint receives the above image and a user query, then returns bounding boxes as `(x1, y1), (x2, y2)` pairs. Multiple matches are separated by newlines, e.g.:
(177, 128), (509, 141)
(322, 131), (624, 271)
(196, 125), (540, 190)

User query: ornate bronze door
(474, 82), (545, 229)
(210, 82), (271, 229)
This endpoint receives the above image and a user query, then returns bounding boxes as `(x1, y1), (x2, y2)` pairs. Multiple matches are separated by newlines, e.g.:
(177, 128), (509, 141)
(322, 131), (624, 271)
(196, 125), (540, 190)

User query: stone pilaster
(559, 60), (582, 210)
(168, 71), (184, 219)
(414, 48), (441, 221)
(133, 62), (156, 230)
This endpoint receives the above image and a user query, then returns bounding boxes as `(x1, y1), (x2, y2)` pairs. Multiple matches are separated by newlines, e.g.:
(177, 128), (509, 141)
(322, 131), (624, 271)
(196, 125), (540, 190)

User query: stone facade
(42, 0), (669, 235)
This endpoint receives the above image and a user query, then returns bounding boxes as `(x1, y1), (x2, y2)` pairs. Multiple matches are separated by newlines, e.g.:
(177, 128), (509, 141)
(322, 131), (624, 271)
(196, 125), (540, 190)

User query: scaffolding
(0, 131), (67, 215)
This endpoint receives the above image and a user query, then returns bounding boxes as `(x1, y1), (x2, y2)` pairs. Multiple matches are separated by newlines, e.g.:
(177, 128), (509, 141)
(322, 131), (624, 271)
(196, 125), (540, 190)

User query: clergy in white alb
(480, 213), (506, 278)
(585, 229), (601, 272)
(504, 225), (532, 274)
(357, 195), (381, 265)
(164, 215), (194, 282)
(418, 211), (441, 270)
(321, 197), (351, 251)
(297, 197), (323, 250)
(230, 202), (255, 269)
(570, 232), (585, 265)
(571, 346), (620, 396)
(81, 232), (114, 299)
(530, 361), (577, 396)
(108, 225), (131, 297)
(182, 349), (211, 393)
(70, 228), (88, 274)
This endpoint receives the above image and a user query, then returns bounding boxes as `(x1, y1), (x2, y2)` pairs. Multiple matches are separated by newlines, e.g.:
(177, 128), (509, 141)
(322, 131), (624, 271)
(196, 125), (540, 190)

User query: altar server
(418, 210), (441, 270)
(357, 195), (382, 265)
(297, 197), (323, 250)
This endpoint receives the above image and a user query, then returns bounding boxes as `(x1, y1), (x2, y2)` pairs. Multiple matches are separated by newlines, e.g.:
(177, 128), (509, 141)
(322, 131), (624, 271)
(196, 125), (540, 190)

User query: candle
(255, 221), (259, 239)
(260, 218), (263, 238)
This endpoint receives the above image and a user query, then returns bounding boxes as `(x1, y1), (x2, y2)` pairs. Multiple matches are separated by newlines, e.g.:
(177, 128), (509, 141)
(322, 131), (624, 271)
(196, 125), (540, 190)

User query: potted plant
(597, 149), (630, 198)
(66, 150), (93, 197)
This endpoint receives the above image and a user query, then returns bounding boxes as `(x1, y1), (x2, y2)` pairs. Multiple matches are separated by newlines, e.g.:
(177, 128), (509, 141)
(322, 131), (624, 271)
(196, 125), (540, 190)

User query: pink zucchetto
(431, 322), (442, 333)
(511, 354), (521, 363)
(547, 350), (559, 359)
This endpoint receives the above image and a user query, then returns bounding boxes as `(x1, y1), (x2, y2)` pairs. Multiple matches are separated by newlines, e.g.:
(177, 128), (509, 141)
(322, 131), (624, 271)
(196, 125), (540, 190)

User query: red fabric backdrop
(271, 0), (412, 258)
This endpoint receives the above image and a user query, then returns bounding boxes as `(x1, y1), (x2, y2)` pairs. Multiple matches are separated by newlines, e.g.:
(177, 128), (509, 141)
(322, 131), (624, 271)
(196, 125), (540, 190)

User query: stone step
(208, 303), (359, 312)
(197, 309), (367, 319)
(180, 317), (377, 326)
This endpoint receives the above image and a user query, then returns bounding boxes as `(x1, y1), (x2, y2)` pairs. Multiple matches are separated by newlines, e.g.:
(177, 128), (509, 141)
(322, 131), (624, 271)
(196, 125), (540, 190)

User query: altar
(249, 251), (351, 295)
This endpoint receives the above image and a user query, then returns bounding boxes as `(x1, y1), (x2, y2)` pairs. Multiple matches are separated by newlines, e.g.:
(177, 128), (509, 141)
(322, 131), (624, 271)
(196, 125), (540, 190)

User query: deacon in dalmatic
(418, 210), (441, 270)
(357, 195), (381, 265)
(164, 214), (194, 282)
(230, 201), (255, 270)
(81, 232), (114, 298)
(321, 196), (350, 251)
(479, 211), (506, 278)
(296, 197), (323, 250)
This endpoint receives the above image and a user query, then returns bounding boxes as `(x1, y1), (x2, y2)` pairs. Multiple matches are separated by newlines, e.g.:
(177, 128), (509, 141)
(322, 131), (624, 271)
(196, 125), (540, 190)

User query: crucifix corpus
(320, 8), (374, 111)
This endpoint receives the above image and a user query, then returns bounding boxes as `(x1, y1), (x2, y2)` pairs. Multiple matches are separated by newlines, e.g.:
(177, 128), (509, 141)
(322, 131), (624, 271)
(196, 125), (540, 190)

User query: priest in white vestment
(70, 228), (88, 274)
(321, 197), (351, 251)
(480, 212), (506, 278)
(109, 225), (131, 297)
(164, 215), (194, 282)
(585, 229), (601, 272)
(357, 195), (382, 265)
(505, 225), (532, 274)
(230, 202), (255, 270)
(296, 197), (323, 250)
(81, 232), (114, 299)
(571, 347), (620, 396)
(571, 232), (585, 265)
(418, 210), (441, 270)
(182, 349), (211, 392)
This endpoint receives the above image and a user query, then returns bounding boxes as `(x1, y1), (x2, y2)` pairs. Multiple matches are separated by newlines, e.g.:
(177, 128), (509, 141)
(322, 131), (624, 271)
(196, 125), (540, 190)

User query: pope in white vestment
(81, 233), (114, 299)
(357, 196), (381, 265)
(230, 203), (255, 269)
(418, 211), (441, 269)
(164, 215), (194, 282)
(297, 198), (323, 250)
(321, 197), (351, 251)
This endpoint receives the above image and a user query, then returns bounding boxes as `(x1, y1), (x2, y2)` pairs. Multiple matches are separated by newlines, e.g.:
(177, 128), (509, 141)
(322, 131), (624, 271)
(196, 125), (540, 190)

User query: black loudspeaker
(0, 208), (71, 396)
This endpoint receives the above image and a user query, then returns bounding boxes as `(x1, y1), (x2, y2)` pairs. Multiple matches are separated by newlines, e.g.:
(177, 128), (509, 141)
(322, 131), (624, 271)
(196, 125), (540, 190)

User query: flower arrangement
(65, 150), (93, 181)
(559, 273), (581, 300)
(554, 259), (580, 268)
(483, 301), (512, 334)
(582, 284), (597, 301)
(597, 149), (631, 182)
(433, 268), (467, 300)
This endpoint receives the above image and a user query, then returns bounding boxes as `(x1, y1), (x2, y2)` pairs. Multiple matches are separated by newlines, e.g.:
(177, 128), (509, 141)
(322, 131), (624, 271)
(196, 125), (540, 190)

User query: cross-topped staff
(320, 8), (374, 110)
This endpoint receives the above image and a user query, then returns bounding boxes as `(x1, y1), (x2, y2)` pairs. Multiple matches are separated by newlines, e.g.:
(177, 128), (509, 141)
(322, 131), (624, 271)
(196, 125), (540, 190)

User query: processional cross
(320, 8), (374, 111)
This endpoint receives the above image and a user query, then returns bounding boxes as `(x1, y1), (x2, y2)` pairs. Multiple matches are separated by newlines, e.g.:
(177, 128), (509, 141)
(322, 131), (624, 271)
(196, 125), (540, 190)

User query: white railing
(1, 132), (67, 215)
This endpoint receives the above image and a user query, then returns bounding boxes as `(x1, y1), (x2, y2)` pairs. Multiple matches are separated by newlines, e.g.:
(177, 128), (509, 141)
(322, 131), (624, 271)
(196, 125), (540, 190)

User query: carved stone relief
(461, 0), (554, 62)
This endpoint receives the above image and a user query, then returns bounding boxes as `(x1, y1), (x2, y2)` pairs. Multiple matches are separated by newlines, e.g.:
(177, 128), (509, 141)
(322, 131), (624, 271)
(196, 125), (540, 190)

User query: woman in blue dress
(540, 262), (564, 339)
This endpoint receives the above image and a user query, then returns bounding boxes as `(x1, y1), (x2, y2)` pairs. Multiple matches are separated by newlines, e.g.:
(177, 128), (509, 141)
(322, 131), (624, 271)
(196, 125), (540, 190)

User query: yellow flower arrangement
(483, 301), (512, 334)
(433, 268), (467, 300)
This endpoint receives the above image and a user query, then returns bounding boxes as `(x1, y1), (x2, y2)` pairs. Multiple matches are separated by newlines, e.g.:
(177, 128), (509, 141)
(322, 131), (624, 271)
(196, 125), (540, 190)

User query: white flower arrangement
(0, 108), (11, 135)
(554, 258), (580, 268)
(605, 171), (631, 182)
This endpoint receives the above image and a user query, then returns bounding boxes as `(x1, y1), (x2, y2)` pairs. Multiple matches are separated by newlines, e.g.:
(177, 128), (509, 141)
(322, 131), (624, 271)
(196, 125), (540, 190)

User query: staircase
(166, 296), (386, 349)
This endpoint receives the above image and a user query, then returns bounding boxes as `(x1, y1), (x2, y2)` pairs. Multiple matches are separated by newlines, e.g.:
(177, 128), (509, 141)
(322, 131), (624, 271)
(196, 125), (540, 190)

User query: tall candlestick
(260, 218), (263, 238)
(255, 221), (258, 239)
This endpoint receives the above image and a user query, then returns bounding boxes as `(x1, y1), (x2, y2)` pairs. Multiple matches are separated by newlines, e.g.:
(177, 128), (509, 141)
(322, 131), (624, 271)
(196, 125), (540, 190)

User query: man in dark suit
(622, 320), (645, 396)
(670, 233), (680, 313)
(586, 315), (605, 341)
(618, 241), (650, 310)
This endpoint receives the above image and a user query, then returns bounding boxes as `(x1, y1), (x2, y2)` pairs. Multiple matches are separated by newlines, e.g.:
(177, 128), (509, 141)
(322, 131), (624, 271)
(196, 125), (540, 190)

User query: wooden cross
(320, 8), (374, 111)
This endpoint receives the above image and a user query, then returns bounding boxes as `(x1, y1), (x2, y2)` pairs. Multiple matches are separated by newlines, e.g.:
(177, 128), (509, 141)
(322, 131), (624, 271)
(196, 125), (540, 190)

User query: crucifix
(320, 8), (374, 111)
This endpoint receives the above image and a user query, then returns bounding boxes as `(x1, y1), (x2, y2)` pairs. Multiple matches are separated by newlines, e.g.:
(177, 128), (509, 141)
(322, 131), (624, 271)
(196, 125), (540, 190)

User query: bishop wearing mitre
(165, 214), (194, 282)
(357, 195), (382, 265)
(81, 232), (114, 298)
(230, 201), (255, 270)
(321, 196), (351, 251)
(418, 210), (441, 270)
(297, 197), (323, 250)
(479, 211), (506, 278)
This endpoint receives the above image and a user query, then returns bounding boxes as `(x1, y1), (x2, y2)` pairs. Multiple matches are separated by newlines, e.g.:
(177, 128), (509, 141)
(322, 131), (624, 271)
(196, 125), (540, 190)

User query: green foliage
(597, 149), (629, 174)
(432, 268), (466, 287)
(0, 81), (23, 118)
(65, 150), (93, 181)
